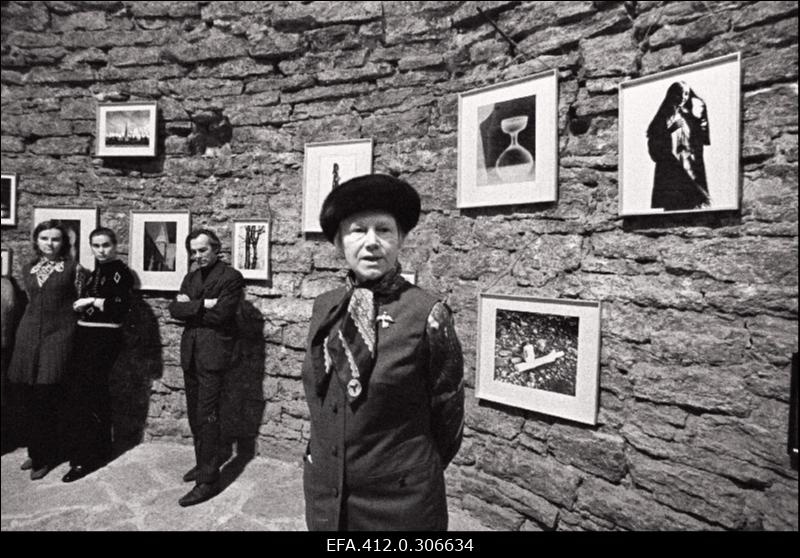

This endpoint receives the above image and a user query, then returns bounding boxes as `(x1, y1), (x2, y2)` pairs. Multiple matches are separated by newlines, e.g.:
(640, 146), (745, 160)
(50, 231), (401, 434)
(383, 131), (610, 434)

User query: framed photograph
(303, 138), (373, 233)
(619, 52), (741, 216)
(1, 173), (17, 226)
(32, 206), (99, 270)
(457, 70), (558, 209)
(96, 102), (158, 157)
(476, 294), (601, 425)
(1, 248), (10, 277)
(129, 210), (190, 291)
(232, 220), (271, 281)
(400, 271), (417, 285)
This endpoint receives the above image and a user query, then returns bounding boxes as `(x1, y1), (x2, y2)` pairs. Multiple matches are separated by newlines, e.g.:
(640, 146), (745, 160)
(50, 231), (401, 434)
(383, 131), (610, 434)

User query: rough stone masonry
(1, 1), (797, 530)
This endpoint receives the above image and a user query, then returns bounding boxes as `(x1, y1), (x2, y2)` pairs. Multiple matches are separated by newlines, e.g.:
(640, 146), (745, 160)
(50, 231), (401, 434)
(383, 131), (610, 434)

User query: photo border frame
(618, 52), (742, 217)
(232, 219), (271, 281)
(32, 206), (99, 270)
(1, 172), (17, 227)
(457, 69), (559, 209)
(302, 138), (374, 234)
(476, 293), (601, 425)
(96, 101), (158, 157)
(129, 210), (190, 291)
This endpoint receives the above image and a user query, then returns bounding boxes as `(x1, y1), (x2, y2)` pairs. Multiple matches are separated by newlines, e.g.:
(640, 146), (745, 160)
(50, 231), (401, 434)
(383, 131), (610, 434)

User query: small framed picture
(476, 294), (601, 425)
(1, 173), (17, 226)
(129, 210), (190, 291)
(400, 271), (417, 285)
(619, 52), (741, 216)
(303, 138), (373, 233)
(1, 248), (11, 277)
(232, 220), (271, 281)
(458, 70), (559, 208)
(96, 102), (158, 157)
(32, 207), (99, 270)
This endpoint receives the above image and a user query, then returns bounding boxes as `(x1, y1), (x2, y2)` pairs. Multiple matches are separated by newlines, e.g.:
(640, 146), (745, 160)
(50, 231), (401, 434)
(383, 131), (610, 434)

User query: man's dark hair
(185, 228), (221, 253)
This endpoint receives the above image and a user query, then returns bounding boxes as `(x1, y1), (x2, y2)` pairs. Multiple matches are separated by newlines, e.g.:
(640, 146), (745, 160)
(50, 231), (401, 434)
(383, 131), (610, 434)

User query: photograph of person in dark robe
(477, 95), (536, 186)
(647, 81), (711, 211)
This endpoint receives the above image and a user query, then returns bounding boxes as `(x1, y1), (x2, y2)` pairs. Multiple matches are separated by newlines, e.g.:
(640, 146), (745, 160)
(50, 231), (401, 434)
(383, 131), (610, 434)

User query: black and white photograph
(619, 52), (741, 216)
(232, 219), (271, 281)
(96, 102), (157, 157)
(1, 173), (16, 226)
(32, 207), (98, 270)
(302, 139), (373, 233)
(458, 70), (558, 208)
(477, 294), (601, 425)
(129, 210), (190, 290)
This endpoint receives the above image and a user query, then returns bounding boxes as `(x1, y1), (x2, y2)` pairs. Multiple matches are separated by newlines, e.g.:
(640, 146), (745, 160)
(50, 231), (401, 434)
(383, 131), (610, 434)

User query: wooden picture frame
(476, 293), (601, 425)
(458, 70), (559, 208)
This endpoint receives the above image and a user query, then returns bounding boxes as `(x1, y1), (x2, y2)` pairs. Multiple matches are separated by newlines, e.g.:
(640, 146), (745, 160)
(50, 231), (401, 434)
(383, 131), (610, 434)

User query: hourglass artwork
(476, 94), (536, 187)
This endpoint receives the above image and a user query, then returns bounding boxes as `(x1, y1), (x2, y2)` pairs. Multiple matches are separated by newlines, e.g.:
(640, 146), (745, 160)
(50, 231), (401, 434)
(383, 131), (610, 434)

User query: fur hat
(319, 173), (421, 243)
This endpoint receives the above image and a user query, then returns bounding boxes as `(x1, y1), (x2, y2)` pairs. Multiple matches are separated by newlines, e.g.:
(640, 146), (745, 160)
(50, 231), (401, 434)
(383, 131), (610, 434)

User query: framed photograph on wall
(1, 248), (10, 277)
(129, 210), (190, 291)
(232, 219), (271, 281)
(32, 207), (99, 270)
(1, 173), (17, 226)
(619, 52), (741, 216)
(457, 69), (558, 208)
(303, 138), (373, 233)
(96, 102), (158, 157)
(476, 294), (601, 425)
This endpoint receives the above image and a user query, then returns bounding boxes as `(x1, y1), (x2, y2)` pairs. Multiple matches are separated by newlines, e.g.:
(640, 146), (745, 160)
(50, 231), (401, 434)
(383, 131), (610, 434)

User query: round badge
(347, 378), (362, 398)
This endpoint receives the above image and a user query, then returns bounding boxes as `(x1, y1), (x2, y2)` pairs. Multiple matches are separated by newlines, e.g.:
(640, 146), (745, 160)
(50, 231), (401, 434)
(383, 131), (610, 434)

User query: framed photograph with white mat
(232, 219), (271, 281)
(129, 210), (190, 291)
(457, 70), (558, 208)
(476, 293), (601, 425)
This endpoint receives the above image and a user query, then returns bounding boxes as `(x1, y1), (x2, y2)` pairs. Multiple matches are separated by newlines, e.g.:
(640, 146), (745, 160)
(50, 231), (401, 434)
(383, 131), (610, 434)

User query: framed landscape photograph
(303, 138), (373, 233)
(32, 206), (99, 270)
(232, 219), (271, 281)
(476, 294), (601, 425)
(458, 69), (558, 208)
(1, 248), (10, 277)
(129, 210), (190, 291)
(96, 102), (158, 157)
(1, 173), (17, 226)
(619, 52), (741, 216)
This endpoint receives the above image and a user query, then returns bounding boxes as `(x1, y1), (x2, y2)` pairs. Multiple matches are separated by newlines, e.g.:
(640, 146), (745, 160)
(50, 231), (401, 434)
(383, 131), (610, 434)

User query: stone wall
(1, 1), (797, 530)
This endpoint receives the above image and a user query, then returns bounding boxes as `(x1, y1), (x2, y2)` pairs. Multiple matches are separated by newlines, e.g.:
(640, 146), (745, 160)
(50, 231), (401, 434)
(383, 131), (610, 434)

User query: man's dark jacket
(167, 259), (245, 371)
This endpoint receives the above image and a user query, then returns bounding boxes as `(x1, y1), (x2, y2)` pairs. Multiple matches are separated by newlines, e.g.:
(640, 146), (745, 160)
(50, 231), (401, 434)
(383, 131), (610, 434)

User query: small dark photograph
(477, 94), (536, 187)
(60, 219), (81, 266)
(105, 109), (152, 147)
(1, 176), (11, 219)
(143, 221), (177, 272)
(494, 309), (579, 396)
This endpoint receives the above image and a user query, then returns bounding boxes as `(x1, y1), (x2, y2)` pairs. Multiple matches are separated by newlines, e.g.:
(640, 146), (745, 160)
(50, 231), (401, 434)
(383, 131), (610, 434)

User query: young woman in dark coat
(8, 220), (83, 480)
(62, 227), (133, 482)
(302, 174), (465, 531)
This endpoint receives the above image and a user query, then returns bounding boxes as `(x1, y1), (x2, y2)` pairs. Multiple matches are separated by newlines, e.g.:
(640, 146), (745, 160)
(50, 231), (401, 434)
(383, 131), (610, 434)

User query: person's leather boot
(30, 465), (52, 480)
(62, 465), (92, 483)
(182, 466), (198, 483)
(20, 458), (33, 471)
(178, 482), (220, 507)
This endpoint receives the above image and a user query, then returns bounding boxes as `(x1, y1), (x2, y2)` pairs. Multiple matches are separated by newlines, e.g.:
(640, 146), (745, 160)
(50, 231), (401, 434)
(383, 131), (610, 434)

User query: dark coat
(8, 259), (81, 385)
(167, 259), (245, 372)
(302, 284), (450, 531)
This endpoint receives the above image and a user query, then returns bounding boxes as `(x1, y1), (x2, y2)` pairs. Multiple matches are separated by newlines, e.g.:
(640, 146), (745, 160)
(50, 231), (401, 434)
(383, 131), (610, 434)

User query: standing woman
(62, 227), (133, 482)
(8, 220), (83, 480)
(302, 174), (465, 531)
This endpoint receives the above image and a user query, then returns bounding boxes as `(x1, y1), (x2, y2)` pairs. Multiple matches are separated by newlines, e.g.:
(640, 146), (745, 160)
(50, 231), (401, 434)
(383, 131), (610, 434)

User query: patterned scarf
(317, 263), (407, 405)
(30, 258), (65, 287)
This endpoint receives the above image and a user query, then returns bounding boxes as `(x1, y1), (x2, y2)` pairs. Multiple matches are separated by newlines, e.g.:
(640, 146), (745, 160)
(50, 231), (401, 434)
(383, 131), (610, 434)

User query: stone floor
(1, 442), (490, 531)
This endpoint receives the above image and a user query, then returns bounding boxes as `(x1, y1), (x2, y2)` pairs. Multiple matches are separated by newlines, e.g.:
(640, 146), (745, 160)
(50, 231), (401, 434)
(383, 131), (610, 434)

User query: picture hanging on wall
(96, 102), (158, 157)
(232, 219), (271, 281)
(302, 138), (373, 233)
(32, 206), (99, 270)
(457, 69), (558, 208)
(476, 294), (601, 425)
(129, 210), (190, 291)
(619, 52), (741, 216)
(1, 173), (17, 226)
(1, 248), (10, 277)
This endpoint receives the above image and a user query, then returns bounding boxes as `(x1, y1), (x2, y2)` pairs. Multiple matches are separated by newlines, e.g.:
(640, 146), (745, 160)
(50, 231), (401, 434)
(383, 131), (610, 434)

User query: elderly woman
(8, 220), (83, 480)
(302, 174), (465, 531)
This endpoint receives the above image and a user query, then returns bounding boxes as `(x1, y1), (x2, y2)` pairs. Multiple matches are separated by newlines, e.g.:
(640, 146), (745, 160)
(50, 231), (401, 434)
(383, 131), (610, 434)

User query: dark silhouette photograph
(1, 174), (15, 226)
